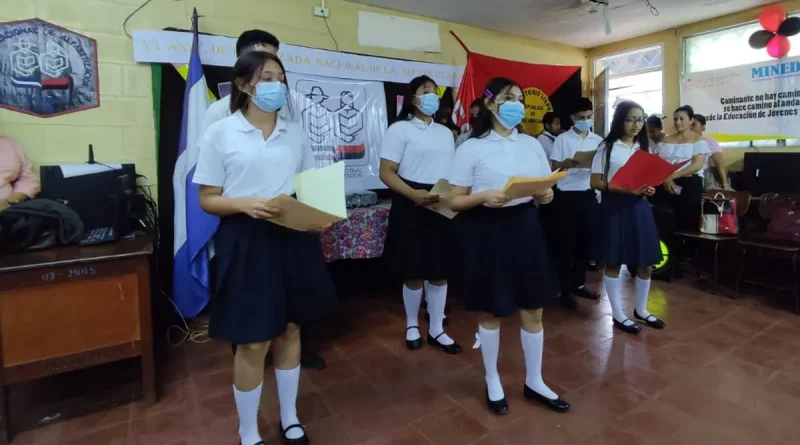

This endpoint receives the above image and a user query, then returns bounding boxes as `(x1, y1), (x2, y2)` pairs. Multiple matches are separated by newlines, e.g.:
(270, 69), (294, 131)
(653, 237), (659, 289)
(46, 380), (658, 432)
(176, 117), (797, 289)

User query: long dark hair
(470, 77), (522, 139)
(397, 75), (437, 122)
(229, 51), (291, 117)
(600, 100), (649, 179)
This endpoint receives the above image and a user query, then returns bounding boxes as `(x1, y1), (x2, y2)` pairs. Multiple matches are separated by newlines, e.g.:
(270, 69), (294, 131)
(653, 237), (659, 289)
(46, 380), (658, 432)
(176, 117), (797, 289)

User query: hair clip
(484, 89), (493, 99)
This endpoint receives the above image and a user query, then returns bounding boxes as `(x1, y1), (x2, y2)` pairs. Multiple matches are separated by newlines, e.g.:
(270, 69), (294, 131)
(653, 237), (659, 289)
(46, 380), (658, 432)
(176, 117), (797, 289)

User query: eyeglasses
(625, 118), (644, 125)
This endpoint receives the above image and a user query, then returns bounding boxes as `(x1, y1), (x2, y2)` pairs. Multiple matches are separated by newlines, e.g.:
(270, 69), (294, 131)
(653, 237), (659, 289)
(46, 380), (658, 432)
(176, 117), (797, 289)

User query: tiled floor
(11, 273), (800, 445)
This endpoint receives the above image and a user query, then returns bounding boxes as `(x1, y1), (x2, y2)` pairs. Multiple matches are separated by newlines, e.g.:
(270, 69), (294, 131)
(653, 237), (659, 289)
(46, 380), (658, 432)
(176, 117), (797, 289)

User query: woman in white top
(651, 105), (711, 232)
(194, 51), (336, 445)
(448, 77), (569, 416)
(590, 101), (665, 335)
(379, 75), (462, 355)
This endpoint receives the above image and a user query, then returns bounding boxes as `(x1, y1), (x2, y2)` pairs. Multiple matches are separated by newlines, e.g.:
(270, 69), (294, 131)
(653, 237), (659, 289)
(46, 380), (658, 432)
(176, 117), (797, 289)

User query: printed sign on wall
(0, 19), (99, 117)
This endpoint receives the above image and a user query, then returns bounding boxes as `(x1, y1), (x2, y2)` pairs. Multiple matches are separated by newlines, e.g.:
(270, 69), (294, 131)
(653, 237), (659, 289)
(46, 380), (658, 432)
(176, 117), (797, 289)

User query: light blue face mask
(573, 119), (593, 133)
(250, 81), (287, 112)
(416, 93), (440, 116)
(495, 101), (525, 129)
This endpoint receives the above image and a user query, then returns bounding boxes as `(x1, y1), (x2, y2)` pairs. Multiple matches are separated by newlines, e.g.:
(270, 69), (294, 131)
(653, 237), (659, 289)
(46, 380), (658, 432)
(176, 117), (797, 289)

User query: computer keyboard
(79, 227), (118, 246)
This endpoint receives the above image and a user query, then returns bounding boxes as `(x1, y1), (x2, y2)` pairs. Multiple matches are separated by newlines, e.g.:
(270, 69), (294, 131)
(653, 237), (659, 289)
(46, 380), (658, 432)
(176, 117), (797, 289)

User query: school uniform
(651, 140), (710, 232)
(449, 129), (556, 317)
(549, 129), (603, 300)
(381, 118), (455, 281)
(536, 131), (557, 159)
(455, 131), (471, 148)
(203, 95), (291, 131)
(591, 141), (662, 268)
(194, 111), (337, 345)
(702, 136), (728, 191)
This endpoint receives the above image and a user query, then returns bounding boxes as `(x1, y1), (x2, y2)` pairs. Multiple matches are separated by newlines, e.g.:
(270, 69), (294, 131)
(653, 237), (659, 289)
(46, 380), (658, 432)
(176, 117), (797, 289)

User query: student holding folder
(194, 51), (337, 445)
(448, 77), (569, 416)
(589, 100), (665, 334)
(379, 75), (462, 355)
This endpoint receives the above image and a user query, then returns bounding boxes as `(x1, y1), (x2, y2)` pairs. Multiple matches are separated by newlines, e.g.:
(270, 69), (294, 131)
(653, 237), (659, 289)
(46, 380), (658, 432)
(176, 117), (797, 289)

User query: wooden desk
(0, 237), (156, 444)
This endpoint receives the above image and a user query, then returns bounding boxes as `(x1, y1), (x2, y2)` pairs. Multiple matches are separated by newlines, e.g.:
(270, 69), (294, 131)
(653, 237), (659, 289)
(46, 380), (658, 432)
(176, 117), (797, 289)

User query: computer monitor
(740, 152), (800, 196)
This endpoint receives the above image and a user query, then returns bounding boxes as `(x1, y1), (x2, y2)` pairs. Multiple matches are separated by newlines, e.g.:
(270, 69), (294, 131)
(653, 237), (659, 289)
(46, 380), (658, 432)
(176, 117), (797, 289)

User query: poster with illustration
(288, 73), (388, 191)
(0, 19), (99, 117)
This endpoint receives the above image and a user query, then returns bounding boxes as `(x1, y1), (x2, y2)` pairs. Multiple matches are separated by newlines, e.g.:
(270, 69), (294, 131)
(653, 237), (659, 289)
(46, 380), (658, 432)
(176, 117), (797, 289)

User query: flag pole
(450, 31), (470, 54)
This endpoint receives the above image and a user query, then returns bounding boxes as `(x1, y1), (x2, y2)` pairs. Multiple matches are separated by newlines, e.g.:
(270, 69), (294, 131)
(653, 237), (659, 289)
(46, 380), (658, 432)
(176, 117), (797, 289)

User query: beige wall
(587, 0), (800, 170)
(0, 0), (588, 188)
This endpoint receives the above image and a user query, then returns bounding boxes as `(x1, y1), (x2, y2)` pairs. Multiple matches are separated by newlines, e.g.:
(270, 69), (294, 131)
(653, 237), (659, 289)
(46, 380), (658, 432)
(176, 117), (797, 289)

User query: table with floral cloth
(320, 200), (392, 262)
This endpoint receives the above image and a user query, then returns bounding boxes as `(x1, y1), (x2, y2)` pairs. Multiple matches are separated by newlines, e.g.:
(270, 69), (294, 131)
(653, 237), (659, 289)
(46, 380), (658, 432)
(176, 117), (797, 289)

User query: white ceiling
(344, 0), (780, 48)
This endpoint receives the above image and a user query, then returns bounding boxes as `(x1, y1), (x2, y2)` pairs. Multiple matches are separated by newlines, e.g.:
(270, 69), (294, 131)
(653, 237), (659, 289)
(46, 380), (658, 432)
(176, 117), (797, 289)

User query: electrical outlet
(314, 6), (330, 18)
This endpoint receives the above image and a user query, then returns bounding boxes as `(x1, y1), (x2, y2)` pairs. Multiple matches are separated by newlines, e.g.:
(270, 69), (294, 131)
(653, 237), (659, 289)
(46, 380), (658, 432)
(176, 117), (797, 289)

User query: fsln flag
(452, 52), (582, 137)
(172, 9), (216, 318)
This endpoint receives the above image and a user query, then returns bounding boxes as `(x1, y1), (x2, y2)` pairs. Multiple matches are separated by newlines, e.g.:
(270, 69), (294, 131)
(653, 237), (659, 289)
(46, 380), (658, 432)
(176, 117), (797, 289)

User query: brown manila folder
(426, 179), (458, 219)
(502, 170), (568, 200)
(266, 161), (348, 231)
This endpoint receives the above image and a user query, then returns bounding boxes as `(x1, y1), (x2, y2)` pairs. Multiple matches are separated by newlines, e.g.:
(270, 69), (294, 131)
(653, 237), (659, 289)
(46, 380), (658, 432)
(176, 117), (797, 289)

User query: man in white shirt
(455, 99), (482, 148)
(550, 98), (604, 309)
(203, 30), (281, 129)
(536, 111), (561, 159)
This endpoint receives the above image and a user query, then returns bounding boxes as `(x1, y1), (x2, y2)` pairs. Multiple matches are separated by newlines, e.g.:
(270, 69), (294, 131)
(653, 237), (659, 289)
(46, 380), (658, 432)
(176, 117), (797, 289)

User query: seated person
(0, 136), (40, 212)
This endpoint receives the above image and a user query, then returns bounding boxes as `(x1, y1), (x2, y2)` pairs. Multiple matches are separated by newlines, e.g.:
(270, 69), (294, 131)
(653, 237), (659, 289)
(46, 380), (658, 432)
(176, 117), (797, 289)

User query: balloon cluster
(749, 6), (800, 58)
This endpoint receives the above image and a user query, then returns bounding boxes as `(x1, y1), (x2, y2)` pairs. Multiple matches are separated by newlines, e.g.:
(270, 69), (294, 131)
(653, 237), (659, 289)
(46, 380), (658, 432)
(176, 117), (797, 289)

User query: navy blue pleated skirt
(452, 202), (556, 317)
(209, 215), (338, 344)
(599, 193), (662, 269)
(382, 177), (452, 281)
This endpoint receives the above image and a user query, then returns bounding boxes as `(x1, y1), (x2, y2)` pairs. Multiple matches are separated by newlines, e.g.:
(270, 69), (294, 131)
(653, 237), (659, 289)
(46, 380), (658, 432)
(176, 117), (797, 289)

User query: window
(684, 18), (799, 148)
(594, 45), (663, 135)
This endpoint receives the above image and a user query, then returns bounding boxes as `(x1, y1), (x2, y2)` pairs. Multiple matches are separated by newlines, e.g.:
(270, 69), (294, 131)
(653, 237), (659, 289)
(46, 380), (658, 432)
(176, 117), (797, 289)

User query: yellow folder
(502, 171), (567, 200)
(266, 162), (348, 231)
(425, 179), (458, 220)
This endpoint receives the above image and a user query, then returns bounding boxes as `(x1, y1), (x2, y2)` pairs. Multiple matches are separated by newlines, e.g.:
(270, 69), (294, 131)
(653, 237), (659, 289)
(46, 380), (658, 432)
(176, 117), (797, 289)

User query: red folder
(609, 150), (689, 189)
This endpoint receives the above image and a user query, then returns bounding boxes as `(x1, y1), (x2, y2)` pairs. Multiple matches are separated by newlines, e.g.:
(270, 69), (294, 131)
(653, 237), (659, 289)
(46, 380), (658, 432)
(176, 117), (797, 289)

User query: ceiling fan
(552, 0), (660, 35)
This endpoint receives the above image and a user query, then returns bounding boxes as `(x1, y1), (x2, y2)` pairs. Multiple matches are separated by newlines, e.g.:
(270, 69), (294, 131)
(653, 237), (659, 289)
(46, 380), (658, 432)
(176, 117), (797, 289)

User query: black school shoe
(486, 387), (509, 415)
(406, 326), (423, 350)
(523, 385), (570, 413)
(573, 286), (601, 300)
(613, 318), (642, 334)
(634, 310), (666, 330)
(282, 424), (309, 445)
(300, 353), (326, 370)
(427, 332), (463, 355)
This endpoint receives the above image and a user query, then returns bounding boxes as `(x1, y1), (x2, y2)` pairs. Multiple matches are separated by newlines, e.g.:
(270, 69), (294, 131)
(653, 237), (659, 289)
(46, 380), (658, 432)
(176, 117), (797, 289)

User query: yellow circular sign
(522, 87), (554, 136)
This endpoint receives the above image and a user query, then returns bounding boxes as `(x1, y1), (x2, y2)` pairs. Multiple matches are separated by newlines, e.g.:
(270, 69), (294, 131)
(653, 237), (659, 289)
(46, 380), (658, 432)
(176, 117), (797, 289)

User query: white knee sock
(403, 284), (423, 341)
(604, 275), (634, 326)
(635, 277), (653, 319)
(425, 282), (453, 345)
(521, 329), (558, 400)
(233, 382), (263, 445)
(477, 325), (504, 401)
(275, 366), (303, 440)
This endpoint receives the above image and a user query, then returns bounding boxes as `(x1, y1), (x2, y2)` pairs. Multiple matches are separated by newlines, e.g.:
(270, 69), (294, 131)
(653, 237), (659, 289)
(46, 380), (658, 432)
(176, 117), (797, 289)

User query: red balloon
(767, 35), (791, 58)
(760, 5), (786, 33)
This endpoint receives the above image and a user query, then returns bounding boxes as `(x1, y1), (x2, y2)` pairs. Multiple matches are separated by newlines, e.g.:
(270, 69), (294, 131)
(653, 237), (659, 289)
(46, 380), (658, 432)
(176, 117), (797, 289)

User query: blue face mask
(250, 81), (286, 112)
(495, 101), (525, 129)
(416, 93), (440, 116)
(573, 119), (593, 133)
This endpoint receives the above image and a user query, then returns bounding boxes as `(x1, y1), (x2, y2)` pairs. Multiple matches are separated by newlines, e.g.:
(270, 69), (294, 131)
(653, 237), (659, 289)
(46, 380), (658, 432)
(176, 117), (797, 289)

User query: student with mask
(691, 114), (732, 191)
(194, 52), (337, 445)
(449, 77), (569, 416)
(651, 105), (710, 232)
(379, 75), (462, 355)
(590, 100), (665, 334)
(537, 111), (561, 158)
(549, 98), (603, 309)
(203, 30), (281, 129)
(455, 99), (482, 148)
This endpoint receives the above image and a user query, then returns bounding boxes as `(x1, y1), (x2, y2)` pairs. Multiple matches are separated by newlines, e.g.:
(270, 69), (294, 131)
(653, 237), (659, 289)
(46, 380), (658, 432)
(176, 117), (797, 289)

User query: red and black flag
(451, 37), (582, 136)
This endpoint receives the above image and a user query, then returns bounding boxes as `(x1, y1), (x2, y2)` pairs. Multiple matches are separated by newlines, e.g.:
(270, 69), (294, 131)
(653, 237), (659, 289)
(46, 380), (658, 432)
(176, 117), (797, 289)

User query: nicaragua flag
(172, 10), (217, 318)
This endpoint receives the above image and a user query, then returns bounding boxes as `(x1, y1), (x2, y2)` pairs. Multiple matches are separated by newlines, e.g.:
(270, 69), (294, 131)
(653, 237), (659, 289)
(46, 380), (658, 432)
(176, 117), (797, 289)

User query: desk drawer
(0, 274), (141, 367)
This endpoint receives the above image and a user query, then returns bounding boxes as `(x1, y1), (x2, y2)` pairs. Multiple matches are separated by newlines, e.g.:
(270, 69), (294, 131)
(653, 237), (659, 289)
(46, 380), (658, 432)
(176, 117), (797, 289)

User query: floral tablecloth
(320, 200), (391, 262)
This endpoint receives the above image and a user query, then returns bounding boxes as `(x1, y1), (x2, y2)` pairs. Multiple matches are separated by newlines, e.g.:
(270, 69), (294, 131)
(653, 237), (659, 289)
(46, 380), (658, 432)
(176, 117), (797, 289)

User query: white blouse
(591, 140), (640, 181)
(449, 129), (551, 207)
(380, 118), (455, 185)
(193, 111), (316, 199)
(653, 140), (710, 176)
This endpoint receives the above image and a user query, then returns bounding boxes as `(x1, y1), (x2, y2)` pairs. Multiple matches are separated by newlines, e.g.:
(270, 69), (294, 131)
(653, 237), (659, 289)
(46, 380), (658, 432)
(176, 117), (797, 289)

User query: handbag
(700, 192), (738, 235)
(766, 207), (800, 244)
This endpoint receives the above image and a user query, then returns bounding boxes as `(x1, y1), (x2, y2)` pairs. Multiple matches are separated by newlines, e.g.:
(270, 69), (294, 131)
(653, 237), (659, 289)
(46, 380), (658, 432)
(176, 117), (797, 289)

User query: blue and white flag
(172, 10), (216, 318)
